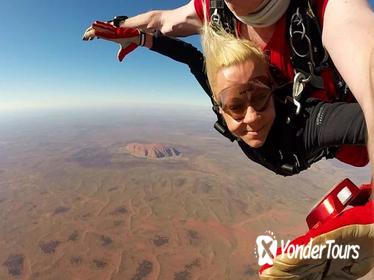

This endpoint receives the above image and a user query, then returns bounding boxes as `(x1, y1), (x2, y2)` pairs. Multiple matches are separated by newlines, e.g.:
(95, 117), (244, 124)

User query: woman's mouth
(247, 130), (259, 136)
(246, 125), (264, 136)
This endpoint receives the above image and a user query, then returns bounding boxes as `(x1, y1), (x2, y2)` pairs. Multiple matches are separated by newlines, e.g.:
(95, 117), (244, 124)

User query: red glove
(82, 21), (146, 62)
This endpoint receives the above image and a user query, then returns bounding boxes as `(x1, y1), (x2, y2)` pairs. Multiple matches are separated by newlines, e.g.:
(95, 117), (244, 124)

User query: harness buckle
(211, 9), (221, 26)
(292, 72), (307, 115)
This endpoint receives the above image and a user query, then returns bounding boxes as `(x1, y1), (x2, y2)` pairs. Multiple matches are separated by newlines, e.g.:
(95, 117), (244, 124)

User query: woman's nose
(242, 106), (259, 124)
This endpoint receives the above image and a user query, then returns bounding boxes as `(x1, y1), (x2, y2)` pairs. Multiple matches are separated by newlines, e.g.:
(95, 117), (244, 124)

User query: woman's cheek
(223, 115), (241, 136)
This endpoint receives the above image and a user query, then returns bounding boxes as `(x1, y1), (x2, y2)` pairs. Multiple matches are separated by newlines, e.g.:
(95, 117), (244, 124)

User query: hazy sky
(1, 0), (374, 111)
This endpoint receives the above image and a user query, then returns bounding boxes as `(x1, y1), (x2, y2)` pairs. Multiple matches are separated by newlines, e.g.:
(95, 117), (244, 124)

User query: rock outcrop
(126, 143), (181, 159)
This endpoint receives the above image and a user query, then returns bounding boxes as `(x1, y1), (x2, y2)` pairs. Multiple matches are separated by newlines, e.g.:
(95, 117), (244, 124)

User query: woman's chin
(242, 137), (265, 148)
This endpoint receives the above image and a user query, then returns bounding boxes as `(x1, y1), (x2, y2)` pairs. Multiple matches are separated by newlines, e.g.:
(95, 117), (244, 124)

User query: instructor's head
(202, 25), (275, 148)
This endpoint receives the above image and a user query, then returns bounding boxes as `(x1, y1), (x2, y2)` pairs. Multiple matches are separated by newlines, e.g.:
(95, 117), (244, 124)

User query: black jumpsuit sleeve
(149, 32), (212, 96)
(303, 98), (367, 153)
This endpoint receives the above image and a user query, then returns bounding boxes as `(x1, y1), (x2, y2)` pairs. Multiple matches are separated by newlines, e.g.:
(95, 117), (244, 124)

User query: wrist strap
(112, 15), (128, 27)
(139, 30), (146, 47)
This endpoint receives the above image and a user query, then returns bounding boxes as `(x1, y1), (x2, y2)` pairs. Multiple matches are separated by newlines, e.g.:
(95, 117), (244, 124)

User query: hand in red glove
(82, 21), (145, 62)
(259, 180), (374, 280)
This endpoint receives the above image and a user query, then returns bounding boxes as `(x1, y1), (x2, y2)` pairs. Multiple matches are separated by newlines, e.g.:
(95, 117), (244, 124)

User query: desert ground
(0, 107), (372, 280)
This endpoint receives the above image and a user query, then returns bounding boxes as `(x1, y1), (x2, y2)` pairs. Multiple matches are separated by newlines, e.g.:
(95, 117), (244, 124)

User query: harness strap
(287, 0), (350, 102)
(212, 104), (237, 142)
(288, 0), (327, 87)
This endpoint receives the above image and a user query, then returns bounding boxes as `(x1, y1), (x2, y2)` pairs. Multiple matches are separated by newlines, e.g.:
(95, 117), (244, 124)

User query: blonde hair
(201, 23), (265, 100)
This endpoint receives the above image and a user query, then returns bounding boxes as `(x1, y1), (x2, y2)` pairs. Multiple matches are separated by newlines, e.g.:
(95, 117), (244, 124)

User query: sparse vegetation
(68, 231), (79, 241)
(131, 260), (153, 280)
(39, 240), (61, 254)
(54, 206), (70, 215)
(93, 259), (107, 269)
(3, 255), (24, 276)
(100, 235), (113, 246)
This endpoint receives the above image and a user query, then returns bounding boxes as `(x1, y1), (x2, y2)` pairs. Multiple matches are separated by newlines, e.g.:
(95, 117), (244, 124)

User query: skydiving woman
(82, 22), (367, 176)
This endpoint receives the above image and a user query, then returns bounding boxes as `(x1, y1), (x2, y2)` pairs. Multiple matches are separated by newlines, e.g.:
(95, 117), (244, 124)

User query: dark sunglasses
(217, 77), (273, 121)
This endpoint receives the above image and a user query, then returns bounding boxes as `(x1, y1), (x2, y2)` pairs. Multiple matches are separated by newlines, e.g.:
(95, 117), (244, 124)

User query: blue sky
(0, 0), (373, 111)
(0, 0), (204, 111)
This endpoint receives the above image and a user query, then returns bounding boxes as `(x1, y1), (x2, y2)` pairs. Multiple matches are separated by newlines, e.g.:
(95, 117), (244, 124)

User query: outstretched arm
(83, 22), (210, 96)
(323, 0), (374, 173)
(120, 0), (202, 37)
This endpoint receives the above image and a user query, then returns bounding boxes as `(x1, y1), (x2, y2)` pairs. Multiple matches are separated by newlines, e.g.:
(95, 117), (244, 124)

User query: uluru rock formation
(126, 143), (181, 159)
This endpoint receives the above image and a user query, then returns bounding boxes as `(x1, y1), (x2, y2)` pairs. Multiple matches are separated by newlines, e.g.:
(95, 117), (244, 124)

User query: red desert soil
(126, 143), (181, 159)
(0, 113), (372, 280)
